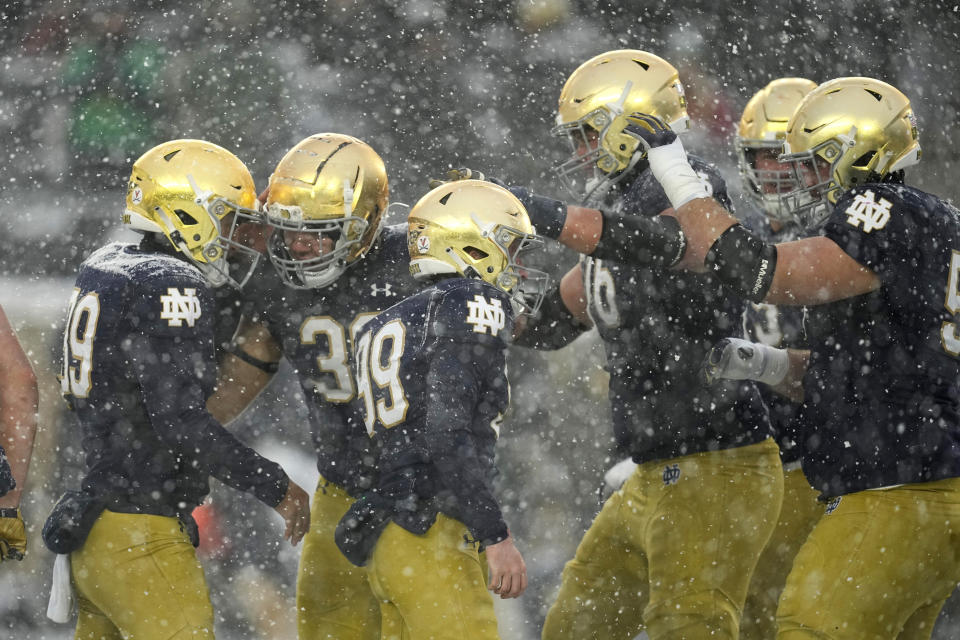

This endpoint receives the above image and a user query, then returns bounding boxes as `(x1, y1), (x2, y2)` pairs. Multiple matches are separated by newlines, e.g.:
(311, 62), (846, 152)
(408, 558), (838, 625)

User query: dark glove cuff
(0, 508), (19, 518)
(508, 187), (567, 240)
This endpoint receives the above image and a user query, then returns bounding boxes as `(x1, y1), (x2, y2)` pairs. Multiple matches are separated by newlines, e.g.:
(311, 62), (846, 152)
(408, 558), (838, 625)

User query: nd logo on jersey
(845, 190), (892, 233)
(160, 288), (202, 327)
(466, 295), (505, 336)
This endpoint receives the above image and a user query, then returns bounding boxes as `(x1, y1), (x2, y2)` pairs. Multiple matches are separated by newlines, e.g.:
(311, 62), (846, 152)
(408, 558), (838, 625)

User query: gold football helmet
(778, 77), (921, 228)
(124, 139), (262, 288)
(736, 78), (818, 223)
(407, 180), (549, 315)
(265, 133), (388, 288)
(553, 49), (690, 204)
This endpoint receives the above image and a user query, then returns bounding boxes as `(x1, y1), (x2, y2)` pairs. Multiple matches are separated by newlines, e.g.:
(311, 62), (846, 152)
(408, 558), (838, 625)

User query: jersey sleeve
(424, 339), (510, 545)
(127, 273), (289, 507)
(427, 281), (515, 349)
(823, 185), (913, 278)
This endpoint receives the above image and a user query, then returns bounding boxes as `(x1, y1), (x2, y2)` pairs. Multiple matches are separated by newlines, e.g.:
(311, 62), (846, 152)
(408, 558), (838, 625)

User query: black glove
(621, 112), (678, 155)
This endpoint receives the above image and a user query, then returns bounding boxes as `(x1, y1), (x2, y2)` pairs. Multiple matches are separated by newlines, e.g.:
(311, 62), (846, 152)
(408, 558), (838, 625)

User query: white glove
(701, 338), (790, 386)
(604, 458), (638, 492)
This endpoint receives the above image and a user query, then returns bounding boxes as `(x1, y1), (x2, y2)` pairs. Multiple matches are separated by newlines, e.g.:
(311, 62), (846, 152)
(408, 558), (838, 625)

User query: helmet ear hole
(852, 151), (877, 169)
(463, 246), (489, 260)
(173, 209), (198, 226)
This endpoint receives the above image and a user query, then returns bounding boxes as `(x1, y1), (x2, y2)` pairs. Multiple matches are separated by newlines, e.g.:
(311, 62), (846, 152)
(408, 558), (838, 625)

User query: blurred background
(1, 0), (959, 638)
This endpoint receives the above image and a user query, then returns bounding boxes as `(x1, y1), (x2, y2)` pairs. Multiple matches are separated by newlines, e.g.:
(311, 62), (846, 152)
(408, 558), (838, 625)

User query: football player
(613, 77), (960, 638)
(54, 139), (310, 639)
(502, 50), (785, 639)
(335, 179), (548, 639)
(205, 133), (425, 640)
(727, 77), (826, 640)
(0, 303), (38, 562)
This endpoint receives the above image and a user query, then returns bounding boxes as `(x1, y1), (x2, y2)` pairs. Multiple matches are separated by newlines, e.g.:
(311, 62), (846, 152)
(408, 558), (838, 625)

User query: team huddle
(0, 47), (958, 640)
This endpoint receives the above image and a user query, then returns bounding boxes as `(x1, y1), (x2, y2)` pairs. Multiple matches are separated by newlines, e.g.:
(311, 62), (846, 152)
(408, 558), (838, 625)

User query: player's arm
(505, 187), (685, 268)
(424, 339), (526, 598)
(130, 316), (308, 543)
(513, 265), (592, 349)
(207, 315), (282, 425)
(615, 112), (881, 304)
(435, 168), (682, 267)
(0, 305), (38, 561)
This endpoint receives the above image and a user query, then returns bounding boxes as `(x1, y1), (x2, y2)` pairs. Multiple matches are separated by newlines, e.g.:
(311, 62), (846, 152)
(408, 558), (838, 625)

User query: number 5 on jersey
(60, 289), (102, 399)
(355, 319), (409, 435)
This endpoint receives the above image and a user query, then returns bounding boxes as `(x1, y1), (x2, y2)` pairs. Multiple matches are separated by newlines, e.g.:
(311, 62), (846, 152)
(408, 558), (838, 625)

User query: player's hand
(274, 481), (310, 545)
(622, 112), (678, 156)
(485, 534), (527, 599)
(700, 337), (790, 386)
(428, 167), (486, 190)
(0, 508), (27, 561)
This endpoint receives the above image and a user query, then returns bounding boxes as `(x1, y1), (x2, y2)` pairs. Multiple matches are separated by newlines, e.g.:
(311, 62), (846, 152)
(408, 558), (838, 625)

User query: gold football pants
(740, 465), (824, 640)
(777, 476), (960, 640)
(366, 514), (500, 640)
(71, 510), (214, 640)
(297, 477), (380, 640)
(542, 437), (783, 640)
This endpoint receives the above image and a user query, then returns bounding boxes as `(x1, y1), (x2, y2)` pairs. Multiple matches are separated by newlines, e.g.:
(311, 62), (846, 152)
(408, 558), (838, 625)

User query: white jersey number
(299, 312), (378, 403)
(60, 289), (102, 399)
(355, 319), (410, 435)
(941, 250), (960, 356)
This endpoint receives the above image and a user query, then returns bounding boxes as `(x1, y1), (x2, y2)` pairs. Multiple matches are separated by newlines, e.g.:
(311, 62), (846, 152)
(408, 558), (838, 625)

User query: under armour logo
(466, 295), (505, 336)
(824, 496), (842, 515)
(662, 464), (681, 486)
(370, 283), (395, 297)
(160, 288), (202, 327)
(845, 190), (892, 233)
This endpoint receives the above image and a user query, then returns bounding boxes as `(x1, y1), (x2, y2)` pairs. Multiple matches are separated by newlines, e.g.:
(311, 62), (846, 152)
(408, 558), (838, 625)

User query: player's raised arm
(0, 304), (38, 562)
(622, 78), (921, 306)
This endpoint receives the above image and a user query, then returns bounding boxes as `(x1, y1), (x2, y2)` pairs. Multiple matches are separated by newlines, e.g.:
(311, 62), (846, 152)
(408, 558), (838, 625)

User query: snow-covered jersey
(584, 156), (769, 465)
(741, 212), (810, 465)
(801, 182), (960, 497)
(243, 224), (422, 495)
(60, 242), (289, 515)
(355, 277), (514, 544)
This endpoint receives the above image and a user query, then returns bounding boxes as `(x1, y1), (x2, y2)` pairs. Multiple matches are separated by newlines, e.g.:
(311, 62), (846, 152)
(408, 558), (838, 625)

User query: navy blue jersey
(801, 183), (960, 497)
(60, 243), (288, 515)
(583, 156), (770, 464)
(741, 208), (811, 465)
(243, 225), (422, 495)
(356, 277), (514, 544)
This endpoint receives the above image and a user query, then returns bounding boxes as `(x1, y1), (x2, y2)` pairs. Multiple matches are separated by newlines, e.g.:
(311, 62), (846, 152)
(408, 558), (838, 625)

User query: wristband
(706, 224), (777, 302)
(507, 187), (567, 240)
(229, 346), (280, 374)
(646, 139), (711, 209)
